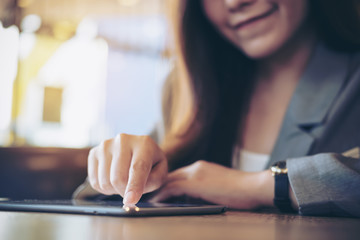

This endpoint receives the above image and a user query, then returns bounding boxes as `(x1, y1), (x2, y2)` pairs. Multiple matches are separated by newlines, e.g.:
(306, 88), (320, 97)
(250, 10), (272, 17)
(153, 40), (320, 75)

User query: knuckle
(89, 178), (100, 190)
(110, 176), (126, 195)
(103, 139), (113, 148)
(132, 160), (151, 173)
(114, 134), (121, 144)
(146, 174), (161, 190)
(190, 160), (207, 178)
(193, 160), (206, 170)
(144, 163), (167, 193)
(147, 178), (162, 192)
(99, 179), (112, 190)
(88, 148), (96, 157)
(118, 133), (130, 142)
(87, 167), (93, 179)
(88, 149), (97, 164)
(115, 133), (133, 150)
(110, 174), (127, 187)
(138, 135), (154, 145)
(98, 142), (106, 153)
(137, 135), (158, 156)
(196, 159), (207, 165)
(99, 139), (112, 151)
(96, 140), (113, 162)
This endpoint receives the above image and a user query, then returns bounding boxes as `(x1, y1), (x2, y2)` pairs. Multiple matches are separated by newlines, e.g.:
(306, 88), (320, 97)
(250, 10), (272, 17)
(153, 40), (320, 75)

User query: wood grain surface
(0, 210), (359, 240)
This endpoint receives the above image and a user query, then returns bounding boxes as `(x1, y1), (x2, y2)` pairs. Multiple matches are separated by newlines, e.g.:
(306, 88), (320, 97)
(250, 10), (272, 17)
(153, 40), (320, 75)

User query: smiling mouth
(233, 5), (278, 30)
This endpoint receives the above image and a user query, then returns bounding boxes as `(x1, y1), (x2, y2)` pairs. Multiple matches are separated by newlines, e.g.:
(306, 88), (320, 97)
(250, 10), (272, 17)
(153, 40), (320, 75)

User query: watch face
(271, 161), (288, 176)
(274, 161), (287, 169)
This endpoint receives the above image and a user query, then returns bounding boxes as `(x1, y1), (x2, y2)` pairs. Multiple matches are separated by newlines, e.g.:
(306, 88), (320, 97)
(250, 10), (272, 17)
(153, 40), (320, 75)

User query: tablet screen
(0, 199), (227, 217)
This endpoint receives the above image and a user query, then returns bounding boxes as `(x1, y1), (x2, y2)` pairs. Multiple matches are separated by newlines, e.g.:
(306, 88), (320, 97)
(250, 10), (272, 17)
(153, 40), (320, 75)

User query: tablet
(0, 199), (227, 217)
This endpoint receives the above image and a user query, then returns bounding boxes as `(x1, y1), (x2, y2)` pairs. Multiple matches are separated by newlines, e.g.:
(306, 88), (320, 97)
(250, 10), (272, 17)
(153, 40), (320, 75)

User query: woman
(75, 0), (360, 217)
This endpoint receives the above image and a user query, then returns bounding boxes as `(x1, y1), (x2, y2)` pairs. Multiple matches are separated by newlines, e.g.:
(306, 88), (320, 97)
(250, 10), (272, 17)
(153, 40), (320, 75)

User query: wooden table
(0, 210), (359, 240)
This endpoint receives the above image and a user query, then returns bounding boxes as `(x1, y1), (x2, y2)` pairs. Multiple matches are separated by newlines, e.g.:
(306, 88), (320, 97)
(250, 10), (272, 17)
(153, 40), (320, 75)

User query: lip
(232, 5), (278, 30)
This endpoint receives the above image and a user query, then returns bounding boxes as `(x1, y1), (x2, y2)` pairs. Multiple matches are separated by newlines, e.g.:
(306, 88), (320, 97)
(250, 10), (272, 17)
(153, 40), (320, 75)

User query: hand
(150, 160), (274, 209)
(87, 134), (168, 205)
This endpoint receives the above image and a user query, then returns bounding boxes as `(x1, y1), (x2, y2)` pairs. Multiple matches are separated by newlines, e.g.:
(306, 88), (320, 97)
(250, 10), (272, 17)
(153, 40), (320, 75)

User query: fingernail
(123, 191), (137, 205)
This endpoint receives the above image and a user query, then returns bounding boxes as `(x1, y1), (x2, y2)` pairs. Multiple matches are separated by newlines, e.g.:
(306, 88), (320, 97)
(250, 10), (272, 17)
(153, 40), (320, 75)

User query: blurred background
(0, 0), (171, 148)
(0, 0), (172, 200)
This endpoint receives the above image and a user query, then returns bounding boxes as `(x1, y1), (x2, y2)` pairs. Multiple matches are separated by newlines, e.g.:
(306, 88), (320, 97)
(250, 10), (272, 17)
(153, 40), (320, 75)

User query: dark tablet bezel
(0, 200), (227, 217)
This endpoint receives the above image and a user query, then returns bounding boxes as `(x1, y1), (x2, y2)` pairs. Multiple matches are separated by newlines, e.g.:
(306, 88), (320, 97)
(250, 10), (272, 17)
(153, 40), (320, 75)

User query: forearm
(234, 169), (298, 210)
(212, 169), (275, 209)
(149, 161), (299, 211)
(248, 170), (274, 208)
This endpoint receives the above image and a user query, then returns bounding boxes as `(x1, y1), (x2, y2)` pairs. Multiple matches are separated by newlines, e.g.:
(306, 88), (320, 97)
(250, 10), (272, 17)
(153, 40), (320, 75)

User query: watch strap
(272, 161), (296, 213)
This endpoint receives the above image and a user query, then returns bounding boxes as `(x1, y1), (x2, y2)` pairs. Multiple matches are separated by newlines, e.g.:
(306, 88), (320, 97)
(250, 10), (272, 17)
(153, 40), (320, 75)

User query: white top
(232, 147), (270, 172)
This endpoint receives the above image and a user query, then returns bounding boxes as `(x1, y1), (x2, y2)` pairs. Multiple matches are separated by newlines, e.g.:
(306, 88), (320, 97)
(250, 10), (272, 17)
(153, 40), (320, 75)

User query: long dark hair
(311, 0), (360, 51)
(164, 0), (360, 170)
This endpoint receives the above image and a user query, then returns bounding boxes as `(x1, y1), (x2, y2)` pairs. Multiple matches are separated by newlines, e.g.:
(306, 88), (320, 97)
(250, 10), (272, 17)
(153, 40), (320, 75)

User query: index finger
(123, 150), (153, 205)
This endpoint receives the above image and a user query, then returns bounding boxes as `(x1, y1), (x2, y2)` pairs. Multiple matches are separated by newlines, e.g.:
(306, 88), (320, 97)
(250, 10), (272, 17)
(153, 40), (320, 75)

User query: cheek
(280, 0), (309, 38)
(202, 0), (228, 31)
(202, 0), (243, 53)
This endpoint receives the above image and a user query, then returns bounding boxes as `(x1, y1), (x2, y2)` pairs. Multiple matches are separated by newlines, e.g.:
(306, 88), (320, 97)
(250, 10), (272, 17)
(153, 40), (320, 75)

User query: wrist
(253, 170), (275, 208)
(230, 170), (274, 209)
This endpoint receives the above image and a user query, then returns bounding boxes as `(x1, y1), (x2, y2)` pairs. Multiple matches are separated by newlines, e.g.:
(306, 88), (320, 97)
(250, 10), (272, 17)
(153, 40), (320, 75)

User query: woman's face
(202, 0), (310, 59)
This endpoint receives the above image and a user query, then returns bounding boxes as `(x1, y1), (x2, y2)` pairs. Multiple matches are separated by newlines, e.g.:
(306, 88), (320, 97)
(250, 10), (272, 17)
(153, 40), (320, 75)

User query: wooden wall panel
(0, 147), (89, 200)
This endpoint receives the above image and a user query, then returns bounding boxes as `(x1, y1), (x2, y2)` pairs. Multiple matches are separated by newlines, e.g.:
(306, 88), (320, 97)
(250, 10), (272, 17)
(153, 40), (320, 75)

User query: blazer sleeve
(287, 150), (360, 217)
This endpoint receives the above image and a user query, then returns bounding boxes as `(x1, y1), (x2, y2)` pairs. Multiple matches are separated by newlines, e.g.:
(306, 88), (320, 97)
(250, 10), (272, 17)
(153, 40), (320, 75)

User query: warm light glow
(11, 0), (169, 148)
(18, 0), (33, 8)
(53, 21), (77, 41)
(123, 205), (139, 212)
(117, 0), (139, 7)
(0, 23), (19, 145)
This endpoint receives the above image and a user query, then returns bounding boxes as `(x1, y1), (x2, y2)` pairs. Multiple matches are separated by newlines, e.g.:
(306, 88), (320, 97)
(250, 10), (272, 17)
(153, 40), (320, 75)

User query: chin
(242, 48), (277, 59)
(240, 40), (286, 60)
(233, 32), (289, 60)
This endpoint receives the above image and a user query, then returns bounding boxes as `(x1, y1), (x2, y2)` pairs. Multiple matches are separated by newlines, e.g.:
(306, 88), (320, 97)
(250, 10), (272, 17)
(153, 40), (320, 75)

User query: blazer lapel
(267, 43), (350, 166)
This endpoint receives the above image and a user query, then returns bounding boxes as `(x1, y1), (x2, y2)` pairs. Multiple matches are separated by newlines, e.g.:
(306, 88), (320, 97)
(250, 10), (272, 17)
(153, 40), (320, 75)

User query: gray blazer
(74, 43), (360, 217)
(267, 43), (360, 217)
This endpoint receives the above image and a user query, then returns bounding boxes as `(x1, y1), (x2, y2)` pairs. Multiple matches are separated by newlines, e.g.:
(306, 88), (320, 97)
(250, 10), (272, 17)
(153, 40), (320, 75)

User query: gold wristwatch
(271, 161), (295, 212)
